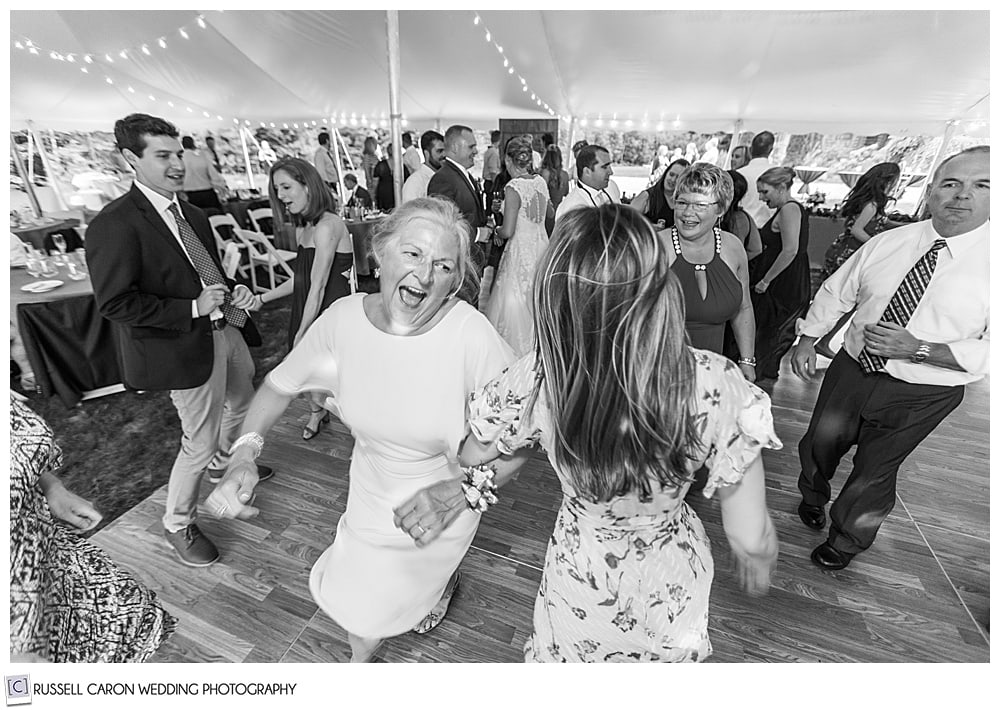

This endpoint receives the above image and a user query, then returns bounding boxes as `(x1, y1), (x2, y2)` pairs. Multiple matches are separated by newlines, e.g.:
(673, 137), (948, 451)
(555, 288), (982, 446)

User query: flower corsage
(461, 463), (499, 513)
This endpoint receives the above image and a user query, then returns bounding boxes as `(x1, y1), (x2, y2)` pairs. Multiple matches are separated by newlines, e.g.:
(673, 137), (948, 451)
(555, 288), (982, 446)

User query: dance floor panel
(93, 362), (989, 663)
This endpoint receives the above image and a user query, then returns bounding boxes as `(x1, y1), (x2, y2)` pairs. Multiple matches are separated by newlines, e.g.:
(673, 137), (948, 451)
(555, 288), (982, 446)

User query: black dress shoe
(797, 501), (826, 531)
(810, 542), (854, 570)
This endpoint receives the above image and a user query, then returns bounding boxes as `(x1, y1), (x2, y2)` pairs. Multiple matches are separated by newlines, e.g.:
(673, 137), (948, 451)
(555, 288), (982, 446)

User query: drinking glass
(52, 233), (67, 255)
(25, 250), (41, 277)
(40, 257), (59, 278)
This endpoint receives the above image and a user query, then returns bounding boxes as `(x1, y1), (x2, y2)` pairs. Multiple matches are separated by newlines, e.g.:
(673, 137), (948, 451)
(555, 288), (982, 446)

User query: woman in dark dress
(10, 396), (176, 662)
(668, 163), (756, 381)
(256, 158), (353, 439)
(630, 158), (690, 229)
(749, 167), (811, 382)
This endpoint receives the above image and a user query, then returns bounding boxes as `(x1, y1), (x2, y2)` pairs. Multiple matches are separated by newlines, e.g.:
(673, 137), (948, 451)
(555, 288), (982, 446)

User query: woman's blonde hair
(369, 196), (479, 300)
(529, 204), (699, 501)
(757, 166), (796, 191)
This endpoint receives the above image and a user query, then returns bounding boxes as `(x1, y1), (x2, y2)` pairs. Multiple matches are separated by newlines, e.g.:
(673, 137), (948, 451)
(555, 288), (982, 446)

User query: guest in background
(730, 145), (751, 171)
(485, 136), (553, 355)
(529, 134), (544, 171)
(342, 173), (373, 211)
(257, 139), (277, 174)
(10, 397), (177, 662)
(313, 131), (341, 193)
(256, 158), (353, 440)
(482, 130), (502, 201)
(791, 146), (989, 571)
(401, 130), (445, 205)
(722, 170), (763, 260)
(207, 197), (515, 662)
(569, 139), (589, 188)
(667, 164), (755, 376)
(205, 135), (222, 172)
(749, 167), (811, 383)
(539, 145), (569, 214)
(738, 131), (776, 228)
(373, 143), (406, 212)
(399, 204), (779, 662)
(629, 158), (690, 230)
(402, 132), (423, 178)
(181, 135), (226, 212)
(361, 136), (379, 194)
(648, 144), (671, 186)
(555, 144), (621, 221)
(821, 162), (902, 280)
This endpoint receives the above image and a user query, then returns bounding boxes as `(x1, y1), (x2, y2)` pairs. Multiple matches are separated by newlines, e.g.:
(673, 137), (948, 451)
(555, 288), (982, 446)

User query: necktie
(167, 203), (247, 328)
(857, 238), (946, 374)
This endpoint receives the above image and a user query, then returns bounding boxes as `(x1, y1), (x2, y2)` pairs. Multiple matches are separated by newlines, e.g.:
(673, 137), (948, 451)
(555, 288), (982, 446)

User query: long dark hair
(721, 169), (749, 233)
(840, 162), (900, 220)
(268, 158), (335, 231)
(541, 145), (564, 195)
(529, 205), (699, 502)
(648, 158), (690, 217)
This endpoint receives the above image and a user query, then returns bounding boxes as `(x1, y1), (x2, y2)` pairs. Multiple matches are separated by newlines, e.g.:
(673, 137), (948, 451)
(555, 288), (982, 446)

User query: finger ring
(414, 524), (425, 536)
(216, 503), (229, 516)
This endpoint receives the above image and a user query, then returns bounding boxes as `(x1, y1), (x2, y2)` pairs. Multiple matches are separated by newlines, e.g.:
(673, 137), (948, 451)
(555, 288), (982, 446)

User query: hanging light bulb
(197, 16), (207, 29)
(127, 86), (135, 93)
(496, 45), (503, 53)
(485, 31), (491, 42)
(186, 107), (193, 112)
(474, 15), (480, 25)
(158, 38), (167, 49)
(217, 115), (223, 121)
(84, 55), (93, 63)
(522, 85), (528, 92)
(508, 67), (514, 75)
(105, 77), (113, 84)
(14, 41), (23, 49)
(66, 54), (76, 62)
(49, 51), (59, 60)
(503, 58), (508, 68)
(29, 47), (38, 55)
(179, 28), (189, 39)
(168, 101), (174, 107)
(148, 94), (156, 101)
(141, 45), (151, 55)
(579, 118), (588, 127)
(656, 122), (665, 132)
(269, 122), (275, 127)
(119, 50), (128, 59)
(80, 67), (88, 73)
(204, 111), (211, 118)
(105, 53), (114, 62)
(595, 118), (603, 127)
(283, 123), (288, 129)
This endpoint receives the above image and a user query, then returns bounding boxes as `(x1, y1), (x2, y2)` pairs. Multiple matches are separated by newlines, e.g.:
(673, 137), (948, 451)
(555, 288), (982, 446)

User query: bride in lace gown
(486, 136), (553, 355)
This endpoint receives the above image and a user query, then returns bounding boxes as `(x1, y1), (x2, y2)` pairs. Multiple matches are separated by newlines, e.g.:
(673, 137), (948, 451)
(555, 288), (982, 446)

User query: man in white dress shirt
(554, 144), (621, 222)
(791, 146), (989, 571)
(400, 130), (444, 205)
(737, 130), (776, 228)
(402, 132), (423, 178)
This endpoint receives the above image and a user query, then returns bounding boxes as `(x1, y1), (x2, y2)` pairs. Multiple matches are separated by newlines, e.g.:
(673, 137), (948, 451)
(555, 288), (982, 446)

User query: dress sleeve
(266, 302), (341, 398)
(468, 352), (543, 455)
(692, 351), (783, 498)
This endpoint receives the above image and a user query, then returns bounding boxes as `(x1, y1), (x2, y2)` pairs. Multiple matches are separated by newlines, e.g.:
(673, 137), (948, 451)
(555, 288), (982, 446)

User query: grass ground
(12, 298), (294, 533)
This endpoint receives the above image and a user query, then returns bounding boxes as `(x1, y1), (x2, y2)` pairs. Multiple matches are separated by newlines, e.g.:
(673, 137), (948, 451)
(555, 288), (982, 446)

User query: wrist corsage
(461, 463), (499, 513)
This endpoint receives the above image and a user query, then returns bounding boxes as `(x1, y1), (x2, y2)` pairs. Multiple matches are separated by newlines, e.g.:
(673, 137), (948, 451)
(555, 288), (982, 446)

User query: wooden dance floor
(93, 362), (990, 663)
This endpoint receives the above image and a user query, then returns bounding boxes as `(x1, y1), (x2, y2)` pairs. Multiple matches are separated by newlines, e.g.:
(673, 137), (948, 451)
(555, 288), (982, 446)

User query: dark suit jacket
(426, 159), (486, 228)
(85, 185), (261, 392)
(346, 186), (372, 209)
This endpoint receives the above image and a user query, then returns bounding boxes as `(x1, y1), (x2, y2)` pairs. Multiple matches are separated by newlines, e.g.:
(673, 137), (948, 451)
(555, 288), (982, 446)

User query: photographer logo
(5, 676), (31, 706)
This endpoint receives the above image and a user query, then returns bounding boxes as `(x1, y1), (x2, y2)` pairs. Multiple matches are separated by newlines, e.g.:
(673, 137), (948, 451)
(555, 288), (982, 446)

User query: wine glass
(52, 233), (67, 255)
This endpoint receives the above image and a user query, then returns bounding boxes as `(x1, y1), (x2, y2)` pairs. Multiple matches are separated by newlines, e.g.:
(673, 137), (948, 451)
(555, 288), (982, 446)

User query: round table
(794, 166), (829, 194)
(837, 172), (864, 189)
(11, 218), (80, 251)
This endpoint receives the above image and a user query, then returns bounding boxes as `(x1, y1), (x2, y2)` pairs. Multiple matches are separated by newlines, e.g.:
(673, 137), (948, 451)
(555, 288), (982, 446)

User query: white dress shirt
(134, 180), (222, 321)
(797, 219), (989, 386)
(554, 180), (622, 222)
(401, 164), (436, 204)
(403, 146), (423, 177)
(182, 150), (226, 192)
(738, 157), (775, 228)
(313, 147), (340, 183)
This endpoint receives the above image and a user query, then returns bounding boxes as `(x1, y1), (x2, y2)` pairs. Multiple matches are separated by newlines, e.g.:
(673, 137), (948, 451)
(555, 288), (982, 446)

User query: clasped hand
(392, 479), (466, 548)
(196, 284), (256, 316)
(205, 459), (260, 520)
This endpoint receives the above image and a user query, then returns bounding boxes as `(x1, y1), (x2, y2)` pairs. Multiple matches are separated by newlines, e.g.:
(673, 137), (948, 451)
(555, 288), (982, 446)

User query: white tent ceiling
(9, 10), (991, 135)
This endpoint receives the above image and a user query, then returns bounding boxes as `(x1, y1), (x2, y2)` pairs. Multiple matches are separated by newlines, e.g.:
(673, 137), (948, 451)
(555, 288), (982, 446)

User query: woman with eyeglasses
(749, 167), (811, 383)
(669, 164), (757, 381)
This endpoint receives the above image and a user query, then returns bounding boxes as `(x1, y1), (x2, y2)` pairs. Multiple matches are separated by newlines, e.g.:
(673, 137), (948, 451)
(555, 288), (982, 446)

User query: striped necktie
(857, 238), (946, 374)
(167, 203), (246, 329)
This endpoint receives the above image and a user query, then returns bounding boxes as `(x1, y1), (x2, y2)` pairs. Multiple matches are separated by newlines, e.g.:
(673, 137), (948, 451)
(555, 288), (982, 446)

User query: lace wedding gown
(486, 175), (550, 356)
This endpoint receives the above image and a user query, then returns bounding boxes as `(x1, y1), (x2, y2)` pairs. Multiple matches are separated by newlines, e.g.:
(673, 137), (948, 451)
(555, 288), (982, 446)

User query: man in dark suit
(85, 113), (273, 567)
(426, 125), (492, 304)
(342, 173), (372, 211)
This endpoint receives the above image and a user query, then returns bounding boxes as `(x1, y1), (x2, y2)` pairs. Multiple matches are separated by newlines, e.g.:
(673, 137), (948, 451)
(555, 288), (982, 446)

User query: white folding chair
(235, 228), (296, 293)
(248, 207), (274, 235)
(208, 213), (249, 277)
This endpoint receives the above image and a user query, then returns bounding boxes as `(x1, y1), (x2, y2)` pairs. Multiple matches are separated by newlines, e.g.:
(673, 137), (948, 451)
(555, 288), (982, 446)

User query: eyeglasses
(675, 199), (718, 214)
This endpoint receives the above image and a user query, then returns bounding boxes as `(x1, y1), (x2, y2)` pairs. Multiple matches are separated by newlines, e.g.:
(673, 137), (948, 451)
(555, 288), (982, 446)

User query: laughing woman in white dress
(486, 136), (553, 356)
(208, 197), (514, 662)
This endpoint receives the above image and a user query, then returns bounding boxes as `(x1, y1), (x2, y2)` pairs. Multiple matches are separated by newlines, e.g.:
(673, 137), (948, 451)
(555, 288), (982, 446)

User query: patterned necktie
(167, 203), (246, 328)
(857, 238), (946, 374)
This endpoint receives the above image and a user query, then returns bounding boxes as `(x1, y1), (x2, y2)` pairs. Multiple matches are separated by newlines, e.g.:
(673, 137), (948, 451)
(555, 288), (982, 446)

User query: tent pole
(329, 120), (348, 213)
(10, 131), (42, 218)
(566, 116), (577, 183)
(912, 120), (956, 217)
(724, 119), (742, 170)
(334, 122), (356, 172)
(386, 10), (404, 207)
(238, 125), (256, 191)
(28, 121), (68, 212)
(27, 129), (34, 185)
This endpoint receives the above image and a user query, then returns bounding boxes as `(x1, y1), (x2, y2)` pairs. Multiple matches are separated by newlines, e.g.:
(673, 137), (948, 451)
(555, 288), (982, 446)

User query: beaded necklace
(671, 226), (721, 271)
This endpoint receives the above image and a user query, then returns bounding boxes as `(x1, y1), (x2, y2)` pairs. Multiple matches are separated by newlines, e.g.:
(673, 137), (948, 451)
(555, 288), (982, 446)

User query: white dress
(267, 294), (514, 638)
(486, 175), (550, 356)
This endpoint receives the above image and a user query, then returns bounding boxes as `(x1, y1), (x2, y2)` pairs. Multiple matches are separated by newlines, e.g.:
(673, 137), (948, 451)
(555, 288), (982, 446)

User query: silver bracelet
(738, 356), (757, 367)
(229, 432), (264, 459)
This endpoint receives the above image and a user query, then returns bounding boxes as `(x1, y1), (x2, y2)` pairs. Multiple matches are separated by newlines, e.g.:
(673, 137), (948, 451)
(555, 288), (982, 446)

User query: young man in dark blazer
(426, 124), (492, 274)
(86, 113), (273, 567)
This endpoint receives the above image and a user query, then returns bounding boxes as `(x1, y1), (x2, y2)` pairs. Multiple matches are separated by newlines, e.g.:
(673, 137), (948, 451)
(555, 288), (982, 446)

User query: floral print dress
(468, 349), (781, 662)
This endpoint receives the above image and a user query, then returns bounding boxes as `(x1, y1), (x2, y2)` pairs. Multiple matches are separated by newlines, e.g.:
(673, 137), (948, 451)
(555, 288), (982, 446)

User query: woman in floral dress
(9, 396), (176, 662)
(399, 205), (780, 662)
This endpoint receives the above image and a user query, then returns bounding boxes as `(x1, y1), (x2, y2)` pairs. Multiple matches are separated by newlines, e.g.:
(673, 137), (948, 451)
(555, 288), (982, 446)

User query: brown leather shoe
(164, 524), (219, 567)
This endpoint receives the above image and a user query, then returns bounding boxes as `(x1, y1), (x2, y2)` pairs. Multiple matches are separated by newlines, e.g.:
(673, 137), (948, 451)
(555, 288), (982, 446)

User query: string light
(197, 16), (207, 29)
(158, 38), (167, 49)
(179, 28), (189, 39)
(141, 45), (151, 55)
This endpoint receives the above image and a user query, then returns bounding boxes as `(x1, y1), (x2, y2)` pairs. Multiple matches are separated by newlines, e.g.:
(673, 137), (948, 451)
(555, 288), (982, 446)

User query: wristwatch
(911, 342), (931, 364)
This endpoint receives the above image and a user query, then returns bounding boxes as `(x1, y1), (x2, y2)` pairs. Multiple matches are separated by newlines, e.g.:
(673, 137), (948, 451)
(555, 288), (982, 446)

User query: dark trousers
(797, 351), (964, 554)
